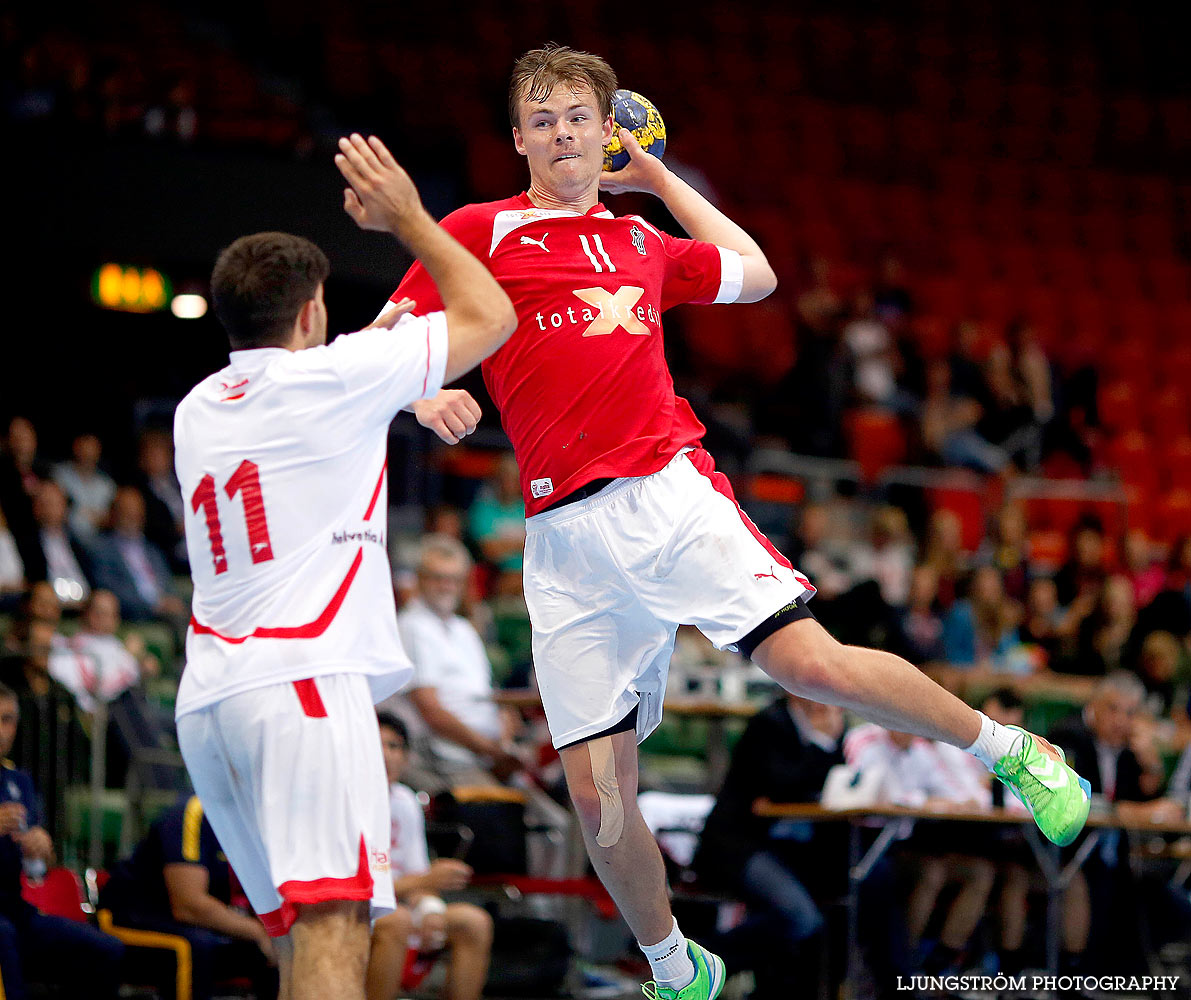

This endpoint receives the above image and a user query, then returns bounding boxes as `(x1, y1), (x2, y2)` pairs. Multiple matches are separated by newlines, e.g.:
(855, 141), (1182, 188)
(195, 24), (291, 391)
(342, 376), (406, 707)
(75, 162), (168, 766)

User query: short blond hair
(508, 44), (617, 128)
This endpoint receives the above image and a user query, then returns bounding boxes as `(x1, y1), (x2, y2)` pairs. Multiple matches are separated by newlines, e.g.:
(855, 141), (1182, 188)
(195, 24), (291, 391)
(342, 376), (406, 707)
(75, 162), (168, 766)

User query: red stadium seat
(1106, 430), (1158, 491)
(1099, 384), (1142, 433)
(1156, 490), (1191, 542)
(20, 868), (88, 922)
(1161, 436), (1191, 491)
(929, 487), (986, 552)
(845, 409), (907, 481)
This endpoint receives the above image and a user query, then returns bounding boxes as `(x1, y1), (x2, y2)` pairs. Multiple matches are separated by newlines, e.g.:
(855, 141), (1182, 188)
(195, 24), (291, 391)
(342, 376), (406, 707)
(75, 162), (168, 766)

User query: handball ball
(603, 90), (666, 171)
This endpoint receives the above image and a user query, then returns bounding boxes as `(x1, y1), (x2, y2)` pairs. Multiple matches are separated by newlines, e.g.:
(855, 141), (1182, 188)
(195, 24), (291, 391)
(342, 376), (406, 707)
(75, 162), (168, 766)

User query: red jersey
(391, 192), (744, 516)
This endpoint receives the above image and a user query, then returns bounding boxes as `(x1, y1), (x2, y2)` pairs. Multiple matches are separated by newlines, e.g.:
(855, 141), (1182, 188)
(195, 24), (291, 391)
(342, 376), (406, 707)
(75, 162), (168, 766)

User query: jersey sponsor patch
(530, 477), (554, 499)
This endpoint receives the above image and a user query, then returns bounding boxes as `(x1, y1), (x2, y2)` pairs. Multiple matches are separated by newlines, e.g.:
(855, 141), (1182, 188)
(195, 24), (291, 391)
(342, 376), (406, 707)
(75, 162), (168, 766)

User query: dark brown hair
(211, 232), (330, 349)
(508, 44), (617, 128)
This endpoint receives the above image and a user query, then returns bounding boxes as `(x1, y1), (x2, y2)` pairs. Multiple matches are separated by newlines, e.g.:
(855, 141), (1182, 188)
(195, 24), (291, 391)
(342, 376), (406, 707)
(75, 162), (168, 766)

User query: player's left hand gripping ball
(602, 90), (666, 171)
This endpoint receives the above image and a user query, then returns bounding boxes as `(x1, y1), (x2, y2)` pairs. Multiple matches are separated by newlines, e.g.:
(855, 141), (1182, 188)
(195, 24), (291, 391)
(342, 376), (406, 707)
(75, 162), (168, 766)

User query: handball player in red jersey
(388, 46), (1090, 999)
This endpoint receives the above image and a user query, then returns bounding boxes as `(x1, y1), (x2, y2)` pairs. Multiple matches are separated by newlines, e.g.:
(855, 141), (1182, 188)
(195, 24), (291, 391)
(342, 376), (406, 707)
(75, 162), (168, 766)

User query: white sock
(640, 918), (694, 990)
(965, 711), (1022, 769)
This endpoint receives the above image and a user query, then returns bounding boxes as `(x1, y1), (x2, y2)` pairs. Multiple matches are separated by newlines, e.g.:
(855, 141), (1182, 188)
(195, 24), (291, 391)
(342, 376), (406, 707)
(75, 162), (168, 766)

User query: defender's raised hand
(335, 134), (425, 233)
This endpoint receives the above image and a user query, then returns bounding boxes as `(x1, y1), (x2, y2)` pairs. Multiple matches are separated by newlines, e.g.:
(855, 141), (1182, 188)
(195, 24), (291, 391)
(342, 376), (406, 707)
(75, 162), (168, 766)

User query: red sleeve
(657, 230), (725, 311)
(390, 205), (492, 313)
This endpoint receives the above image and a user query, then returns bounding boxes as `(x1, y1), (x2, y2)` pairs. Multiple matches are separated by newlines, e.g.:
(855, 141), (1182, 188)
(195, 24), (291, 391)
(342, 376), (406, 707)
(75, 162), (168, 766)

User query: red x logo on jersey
(571, 286), (650, 337)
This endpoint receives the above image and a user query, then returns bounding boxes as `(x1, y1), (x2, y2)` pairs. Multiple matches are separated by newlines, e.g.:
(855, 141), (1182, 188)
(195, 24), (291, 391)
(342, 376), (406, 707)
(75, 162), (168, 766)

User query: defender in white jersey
(173, 134), (515, 1000)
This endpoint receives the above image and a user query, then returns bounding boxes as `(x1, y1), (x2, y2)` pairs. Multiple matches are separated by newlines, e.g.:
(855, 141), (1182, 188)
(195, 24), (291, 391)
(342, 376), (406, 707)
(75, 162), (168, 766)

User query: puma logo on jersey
(630, 225), (647, 256)
(755, 566), (781, 581)
(520, 233), (550, 252)
(252, 542), (270, 553)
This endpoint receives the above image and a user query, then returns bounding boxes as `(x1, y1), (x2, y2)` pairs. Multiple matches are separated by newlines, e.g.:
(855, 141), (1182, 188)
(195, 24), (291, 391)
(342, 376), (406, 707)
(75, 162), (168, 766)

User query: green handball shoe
(993, 725), (1092, 847)
(641, 941), (726, 1000)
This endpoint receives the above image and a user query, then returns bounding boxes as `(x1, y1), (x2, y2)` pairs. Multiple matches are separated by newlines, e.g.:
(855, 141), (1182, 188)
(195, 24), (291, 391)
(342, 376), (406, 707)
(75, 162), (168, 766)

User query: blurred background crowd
(8, 0), (1191, 997)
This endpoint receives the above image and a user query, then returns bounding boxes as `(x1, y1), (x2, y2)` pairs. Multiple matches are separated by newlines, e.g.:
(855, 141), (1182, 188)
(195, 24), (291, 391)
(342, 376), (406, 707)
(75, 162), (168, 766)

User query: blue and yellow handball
(602, 90), (666, 171)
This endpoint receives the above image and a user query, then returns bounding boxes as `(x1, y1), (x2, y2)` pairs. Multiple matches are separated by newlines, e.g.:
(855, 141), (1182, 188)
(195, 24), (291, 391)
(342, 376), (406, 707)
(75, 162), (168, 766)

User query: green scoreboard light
(92, 264), (173, 313)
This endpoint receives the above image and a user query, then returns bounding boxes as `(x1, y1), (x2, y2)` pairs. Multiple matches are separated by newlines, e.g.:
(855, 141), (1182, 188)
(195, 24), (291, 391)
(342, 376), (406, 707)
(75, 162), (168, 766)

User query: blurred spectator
(52, 432), (115, 539)
(32, 480), (92, 609)
(942, 566), (1020, 668)
(134, 430), (187, 572)
(695, 696), (905, 998)
(0, 616), (86, 838)
(873, 255), (913, 326)
(0, 681), (124, 1000)
(0, 503), (26, 601)
(1016, 577), (1065, 669)
(1068, 575), (1138, 676)
(395, 534), (522, 792)
(843, 292), (913, 414)
(795, 257), (843, 330)
(0, 446), (44, 587)
(1122, 529), (1164, 609)
(978, 503), (1030, 601)
(1050, 672), (1184, 971)
(894, 564), (945, 665)
(920, 359), (1008, 474)
(981, 321), (1051, 470)
(1134, 535), (1191, 643)
(89, 486), (186, 623)
(851, 506), (915, 608)
(51, 589), (158, 712)
(3, 417), (47, 498)
(788, 502), (854, 601)
(1051, 672), (1179, 822)
(1054, 517), (1108, 610)
(922, 508), (967, 609)
(99, 795), (278, 1000)
(1134, 630), (1189, 723)
(427, 504), (467, 541)
(369, 714), (492, 1000)
(842, 724), (992, 974)
(468, 453), (525, 580)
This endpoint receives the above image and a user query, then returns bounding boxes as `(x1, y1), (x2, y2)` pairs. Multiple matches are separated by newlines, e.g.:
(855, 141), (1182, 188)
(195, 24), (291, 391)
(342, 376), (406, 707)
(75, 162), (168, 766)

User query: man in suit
(88, 487), (186, 623)
(32, 480), (94, 610)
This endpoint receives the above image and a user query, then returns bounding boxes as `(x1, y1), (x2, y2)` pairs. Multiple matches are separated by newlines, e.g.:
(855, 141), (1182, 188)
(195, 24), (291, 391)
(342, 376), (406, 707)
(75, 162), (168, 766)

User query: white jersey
(173, 313), (449, 717)
(843, 724), (991, 809)
(388, 781), (431, 881)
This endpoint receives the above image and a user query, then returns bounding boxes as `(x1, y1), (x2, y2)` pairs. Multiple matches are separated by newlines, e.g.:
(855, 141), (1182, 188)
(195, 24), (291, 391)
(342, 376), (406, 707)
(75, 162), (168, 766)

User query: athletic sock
(964, 711), (1021, 770)
(640, 918), (694, 990)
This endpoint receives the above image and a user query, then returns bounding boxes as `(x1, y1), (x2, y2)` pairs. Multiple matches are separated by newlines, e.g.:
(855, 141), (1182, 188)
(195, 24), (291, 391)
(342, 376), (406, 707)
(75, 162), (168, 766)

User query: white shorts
(524, 447), (815, 749)
(176, 672), (396, 937)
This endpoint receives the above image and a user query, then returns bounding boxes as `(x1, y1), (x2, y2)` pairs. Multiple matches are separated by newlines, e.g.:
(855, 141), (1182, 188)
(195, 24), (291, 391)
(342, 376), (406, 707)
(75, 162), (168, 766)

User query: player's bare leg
(558, 728), (674, 945)
(365, 907), (413, 1000)
(443, 903), (493, 1000)
(276, 935), (294, 1000)
(753, 617), (1091, 847)
(753, 618), (981, 744)
(289, 899), (371, 1000)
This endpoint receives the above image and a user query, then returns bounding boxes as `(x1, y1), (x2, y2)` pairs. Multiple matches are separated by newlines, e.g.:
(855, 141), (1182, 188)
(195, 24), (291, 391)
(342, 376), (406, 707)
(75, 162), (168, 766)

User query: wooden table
(753, 802), (1191, 999)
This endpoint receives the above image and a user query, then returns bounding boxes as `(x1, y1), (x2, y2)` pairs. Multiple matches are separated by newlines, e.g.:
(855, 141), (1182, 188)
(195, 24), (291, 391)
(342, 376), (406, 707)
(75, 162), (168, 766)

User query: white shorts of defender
(176, 672), (396, 937)
(524, 447), (814, 750)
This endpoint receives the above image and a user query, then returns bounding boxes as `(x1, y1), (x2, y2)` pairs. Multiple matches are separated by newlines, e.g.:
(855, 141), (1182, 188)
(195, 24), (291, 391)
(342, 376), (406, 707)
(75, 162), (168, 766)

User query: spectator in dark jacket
(100, 795), (277, 1000)
(89, 487), (186, 623)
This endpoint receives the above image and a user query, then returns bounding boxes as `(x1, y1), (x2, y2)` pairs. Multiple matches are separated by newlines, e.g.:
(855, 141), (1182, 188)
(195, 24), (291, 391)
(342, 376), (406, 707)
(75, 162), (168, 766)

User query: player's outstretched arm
(335, 134), (517, 381)
(599, 128), (777, 303)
